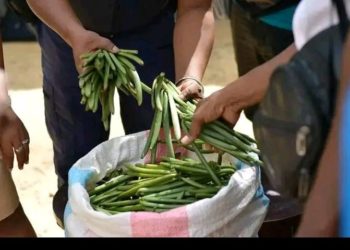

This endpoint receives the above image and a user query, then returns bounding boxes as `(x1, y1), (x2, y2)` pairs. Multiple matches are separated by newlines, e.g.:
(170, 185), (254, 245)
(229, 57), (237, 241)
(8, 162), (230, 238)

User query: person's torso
(69, 0), (177, 35)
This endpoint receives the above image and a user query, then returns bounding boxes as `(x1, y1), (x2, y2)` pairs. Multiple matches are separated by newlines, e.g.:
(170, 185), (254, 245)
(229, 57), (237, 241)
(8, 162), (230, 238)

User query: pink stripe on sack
(131, 207), (189, 237)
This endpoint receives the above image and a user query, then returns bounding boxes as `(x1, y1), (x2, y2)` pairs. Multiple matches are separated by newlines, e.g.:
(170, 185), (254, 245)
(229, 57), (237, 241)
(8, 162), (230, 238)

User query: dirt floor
(4, 20), (253, 237)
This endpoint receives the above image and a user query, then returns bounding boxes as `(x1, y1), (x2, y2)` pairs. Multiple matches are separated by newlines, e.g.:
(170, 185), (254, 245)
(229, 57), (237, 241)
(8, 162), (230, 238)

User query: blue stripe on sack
(236, 160), (244, 170)
(235, 161), (269, 206)
(340, 88), (350, 237)
(68, 167), (95, 186)
(255, 185), (270, 207)
(254, 167), (270, 207)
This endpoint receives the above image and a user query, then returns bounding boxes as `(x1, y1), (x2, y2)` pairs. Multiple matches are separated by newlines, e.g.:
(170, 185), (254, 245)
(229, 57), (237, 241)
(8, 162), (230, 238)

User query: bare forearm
(0, 70), (10, 109)
(0, 33), (9, 109)
(174, 1), (214, 81)
(26, 0), (84, 46)
(219, 44), (297, 111)
(26, 0), (117, 73)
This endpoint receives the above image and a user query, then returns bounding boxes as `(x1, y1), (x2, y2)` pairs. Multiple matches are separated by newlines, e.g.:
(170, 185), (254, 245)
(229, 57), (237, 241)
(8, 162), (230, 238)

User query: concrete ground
(4, 20), (254, 237)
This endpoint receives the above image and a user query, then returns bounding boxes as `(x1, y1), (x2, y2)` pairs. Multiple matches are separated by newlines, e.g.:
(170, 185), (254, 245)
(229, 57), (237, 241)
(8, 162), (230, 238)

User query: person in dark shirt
(26, 0), (214, 227)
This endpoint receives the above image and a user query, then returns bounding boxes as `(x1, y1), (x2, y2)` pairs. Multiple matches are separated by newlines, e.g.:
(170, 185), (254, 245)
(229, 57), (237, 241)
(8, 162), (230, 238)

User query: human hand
(0, 107), (30, 171)
(177, 77), (204, 100)
(0, 71), (30, 170)
(70, 29), (118, 73)
(181, 87), (242, 145)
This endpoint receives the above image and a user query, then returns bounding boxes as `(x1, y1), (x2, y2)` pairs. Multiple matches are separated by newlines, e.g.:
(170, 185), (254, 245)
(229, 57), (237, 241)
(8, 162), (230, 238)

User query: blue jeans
(36, 13), (175, 225)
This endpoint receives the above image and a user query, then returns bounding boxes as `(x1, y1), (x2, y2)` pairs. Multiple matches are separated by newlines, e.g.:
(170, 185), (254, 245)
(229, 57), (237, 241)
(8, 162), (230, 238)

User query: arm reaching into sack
(181, 44), (296, 144)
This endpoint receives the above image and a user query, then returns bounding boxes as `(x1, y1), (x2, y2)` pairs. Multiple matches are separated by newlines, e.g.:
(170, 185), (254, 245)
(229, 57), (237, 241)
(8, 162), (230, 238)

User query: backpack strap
(333, 0), (349, 40)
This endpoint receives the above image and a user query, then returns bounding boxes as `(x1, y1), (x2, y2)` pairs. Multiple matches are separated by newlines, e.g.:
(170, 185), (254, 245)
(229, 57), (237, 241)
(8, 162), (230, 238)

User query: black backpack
(253, 0), (348, 200)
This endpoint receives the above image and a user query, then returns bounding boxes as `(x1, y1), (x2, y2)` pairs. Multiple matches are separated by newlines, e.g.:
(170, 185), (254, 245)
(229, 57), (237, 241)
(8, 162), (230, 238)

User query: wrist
(65, 24), (87, 48)
(226, 73), (268, 111)
(0, 96), (12, 116)
(176, 76), (204, 90)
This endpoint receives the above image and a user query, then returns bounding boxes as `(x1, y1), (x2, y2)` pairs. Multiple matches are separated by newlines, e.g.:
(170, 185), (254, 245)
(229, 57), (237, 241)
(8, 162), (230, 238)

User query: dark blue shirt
(69, 0), (176, 34)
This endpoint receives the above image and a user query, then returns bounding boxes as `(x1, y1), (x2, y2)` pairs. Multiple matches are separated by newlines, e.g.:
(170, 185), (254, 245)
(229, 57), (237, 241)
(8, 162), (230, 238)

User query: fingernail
(111, 46), (118, 53)
(179, 94), (185, 100)
(181, 135), (192, 145)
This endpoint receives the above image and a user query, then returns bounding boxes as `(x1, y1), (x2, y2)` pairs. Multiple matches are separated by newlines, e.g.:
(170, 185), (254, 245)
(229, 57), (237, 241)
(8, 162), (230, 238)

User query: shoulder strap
(333, 0), (349, 40)
(328, 0), (349, 114)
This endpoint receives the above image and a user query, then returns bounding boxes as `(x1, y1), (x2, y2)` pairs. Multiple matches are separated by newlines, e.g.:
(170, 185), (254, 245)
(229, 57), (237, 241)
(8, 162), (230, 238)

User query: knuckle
(192, 113), (203, 124)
